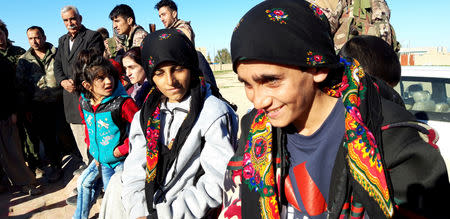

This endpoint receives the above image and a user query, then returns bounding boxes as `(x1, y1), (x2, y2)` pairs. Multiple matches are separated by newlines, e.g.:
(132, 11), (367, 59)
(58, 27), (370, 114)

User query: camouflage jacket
(306, 0), (399, 51)
(16, 43), (62, 105)
(0, 44), (25, 68)
(169, 19), (195, 45)
(104, 25), (148, 59)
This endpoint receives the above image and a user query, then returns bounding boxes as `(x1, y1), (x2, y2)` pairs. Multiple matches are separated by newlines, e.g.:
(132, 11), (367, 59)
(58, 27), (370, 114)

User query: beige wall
(413, 53), (450, 66)
(209, 63), (233, 71)
(400, 47), (450, 66)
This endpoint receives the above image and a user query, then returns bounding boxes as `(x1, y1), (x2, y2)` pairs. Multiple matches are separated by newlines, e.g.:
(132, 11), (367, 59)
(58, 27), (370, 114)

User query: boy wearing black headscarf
(219, 0), (449, 219)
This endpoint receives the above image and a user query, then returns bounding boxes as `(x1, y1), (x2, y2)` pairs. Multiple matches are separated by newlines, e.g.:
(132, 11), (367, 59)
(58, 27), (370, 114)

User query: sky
(2, 0), (450, 59)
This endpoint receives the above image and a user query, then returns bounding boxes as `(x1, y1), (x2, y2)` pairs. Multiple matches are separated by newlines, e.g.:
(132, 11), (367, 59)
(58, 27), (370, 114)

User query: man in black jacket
(54, 5), (105, 172)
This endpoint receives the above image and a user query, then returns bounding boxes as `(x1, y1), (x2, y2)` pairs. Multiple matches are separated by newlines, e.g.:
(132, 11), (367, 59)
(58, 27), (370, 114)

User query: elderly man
(54, 6), (105, 173)
(104, 4), (147, 59)
(16, 26), (65, 182)
(155, 0), (195, 44)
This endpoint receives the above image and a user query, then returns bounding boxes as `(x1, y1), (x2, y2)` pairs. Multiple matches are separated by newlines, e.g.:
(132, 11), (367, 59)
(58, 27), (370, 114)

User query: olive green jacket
(16, 43), (62, 107)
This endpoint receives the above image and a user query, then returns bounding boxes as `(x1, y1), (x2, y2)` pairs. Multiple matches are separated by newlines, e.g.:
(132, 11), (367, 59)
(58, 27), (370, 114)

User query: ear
(127, 17), (134, 25)
(82, 81), (91, 91)
(312, 68), (329, 83)
(172, 10), (178, 19)
(79, 15), (83, 23)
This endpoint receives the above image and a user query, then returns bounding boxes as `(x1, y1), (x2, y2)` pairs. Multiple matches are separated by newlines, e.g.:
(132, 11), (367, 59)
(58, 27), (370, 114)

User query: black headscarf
(231, 0), (342, 72)
(139, 29), (204, 216)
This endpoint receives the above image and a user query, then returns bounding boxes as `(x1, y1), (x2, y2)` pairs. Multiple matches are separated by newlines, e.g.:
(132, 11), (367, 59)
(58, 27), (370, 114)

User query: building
(400, 47), (450, 66)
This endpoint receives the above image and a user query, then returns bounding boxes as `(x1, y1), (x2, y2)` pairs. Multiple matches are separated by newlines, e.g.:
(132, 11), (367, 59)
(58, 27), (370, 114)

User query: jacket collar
(81, 82), (129, 105)
(23, 42), (56, 61)
(66, 25), (87, 61)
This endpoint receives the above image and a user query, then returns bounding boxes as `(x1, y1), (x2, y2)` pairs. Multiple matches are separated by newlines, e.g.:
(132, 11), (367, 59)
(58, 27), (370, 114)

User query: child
(72, 48), (138, 219)
(220, 0), (448, 218)
(121, 29), (238, 219)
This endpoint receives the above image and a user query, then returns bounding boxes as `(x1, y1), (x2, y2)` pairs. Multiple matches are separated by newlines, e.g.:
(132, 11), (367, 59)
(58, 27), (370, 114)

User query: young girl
(121, 29), (238, 219)
(73, 48), (138, 219)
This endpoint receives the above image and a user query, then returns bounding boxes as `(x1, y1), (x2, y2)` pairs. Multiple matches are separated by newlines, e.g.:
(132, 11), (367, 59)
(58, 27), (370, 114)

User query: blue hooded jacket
(80, 84), (130, 168)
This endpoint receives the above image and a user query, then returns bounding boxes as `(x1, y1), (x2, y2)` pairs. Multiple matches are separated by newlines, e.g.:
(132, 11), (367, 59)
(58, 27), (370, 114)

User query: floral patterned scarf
(239, 58), (393, 219)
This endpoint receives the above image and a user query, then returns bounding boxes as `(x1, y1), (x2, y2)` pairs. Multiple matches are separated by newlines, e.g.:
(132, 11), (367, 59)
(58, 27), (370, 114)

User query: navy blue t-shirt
(286, 99), (344, 219)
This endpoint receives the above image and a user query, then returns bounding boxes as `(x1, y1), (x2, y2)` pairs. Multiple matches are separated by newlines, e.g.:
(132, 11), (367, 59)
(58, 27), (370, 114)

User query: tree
(206, 54), (212, 63)
(214, 48), (231, 64)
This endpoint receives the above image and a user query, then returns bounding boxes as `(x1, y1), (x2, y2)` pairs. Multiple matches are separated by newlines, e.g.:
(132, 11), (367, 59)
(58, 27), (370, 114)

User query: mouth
(167, 87), (180, 92)
(265, 105), (283, 118)
(105, 86), (113, 92)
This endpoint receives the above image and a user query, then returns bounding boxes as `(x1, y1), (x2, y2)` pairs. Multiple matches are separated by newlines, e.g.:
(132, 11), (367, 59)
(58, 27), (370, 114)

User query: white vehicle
(394, 66), (450, 176)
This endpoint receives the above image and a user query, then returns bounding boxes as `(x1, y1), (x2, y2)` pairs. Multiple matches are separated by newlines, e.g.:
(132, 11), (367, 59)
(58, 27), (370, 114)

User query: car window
(394, 76), (450, 122)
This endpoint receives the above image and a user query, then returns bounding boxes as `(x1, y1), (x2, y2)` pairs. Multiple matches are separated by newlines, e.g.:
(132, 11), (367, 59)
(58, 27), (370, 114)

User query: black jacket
(54, 25), (104, 123)
(223, 84), (449, 218)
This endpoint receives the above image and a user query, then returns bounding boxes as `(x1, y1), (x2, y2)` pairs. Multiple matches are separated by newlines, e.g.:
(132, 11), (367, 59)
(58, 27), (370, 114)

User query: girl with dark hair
(339, 35), (401, 87)
(72, 49), (138, 219)
(121, 29), (237, 219)
(122, 47), (150, 108)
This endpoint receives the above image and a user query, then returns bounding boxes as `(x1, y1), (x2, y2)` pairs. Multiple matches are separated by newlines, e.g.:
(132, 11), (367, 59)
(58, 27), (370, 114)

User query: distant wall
(210, 63), (233, 71)
(400, 47), (450, 66)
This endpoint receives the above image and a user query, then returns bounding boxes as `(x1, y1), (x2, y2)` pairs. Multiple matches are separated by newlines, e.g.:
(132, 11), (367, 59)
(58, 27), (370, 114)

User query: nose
(104, 76), (113, 85)
(251, 87), (272, 110)
(165, 73), (174, 86)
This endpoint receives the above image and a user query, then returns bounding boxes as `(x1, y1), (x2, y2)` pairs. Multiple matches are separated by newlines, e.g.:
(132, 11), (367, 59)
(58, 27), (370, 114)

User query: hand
(10, 113), (17, 124)
(25, 111), (32, 122)
(95, 160), (100, 167)
(61, 79), (75, 93)
(113, 147), (123, 158)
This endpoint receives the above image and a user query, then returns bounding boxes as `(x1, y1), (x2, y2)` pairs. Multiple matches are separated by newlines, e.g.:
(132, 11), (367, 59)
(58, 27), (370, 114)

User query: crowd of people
(1, 0), (449, 218)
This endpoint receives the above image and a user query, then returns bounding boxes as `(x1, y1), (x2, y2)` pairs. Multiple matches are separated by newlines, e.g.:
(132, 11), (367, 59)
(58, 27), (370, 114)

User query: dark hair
(109, 4), (136, 25)
(0, 19), (8, 38)
(96, 27), (109, 40)
(74, 48), (119, 100)
(122, 47), (142, 66)
(27, 26), (45, 37)
(339, 35), (401, 87)
(155, 0), (177, 12)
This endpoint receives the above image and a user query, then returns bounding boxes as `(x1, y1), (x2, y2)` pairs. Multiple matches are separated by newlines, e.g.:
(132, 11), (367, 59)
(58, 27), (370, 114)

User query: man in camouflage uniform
(0, 20), (25, 66)
(155, 0), (195, 44)
(0, 19), (41, 195)
(16, 26), (66, 182)
(306, 0), (400, 52)
(104, 4), (148, 59)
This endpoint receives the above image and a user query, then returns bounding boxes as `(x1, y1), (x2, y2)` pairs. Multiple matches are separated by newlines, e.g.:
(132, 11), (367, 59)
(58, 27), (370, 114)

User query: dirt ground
(1, 70), (252, 219)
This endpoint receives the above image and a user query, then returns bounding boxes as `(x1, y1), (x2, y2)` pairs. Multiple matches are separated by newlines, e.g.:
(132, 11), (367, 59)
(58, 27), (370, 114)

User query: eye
(244, 82), (252, 89)
(264, 76), (280, 87)
(154, 70), (164, 76)
(174, 67), (185, 72)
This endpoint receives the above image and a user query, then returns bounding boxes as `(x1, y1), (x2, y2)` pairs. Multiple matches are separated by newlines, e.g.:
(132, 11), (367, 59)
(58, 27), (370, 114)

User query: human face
(84, 72), (115, 103)
(152, 62), (191, 103)
(27, 29), (46, 51)
(0, 29), (7, 50)
(237, 61), (324, 129)
(112, 16), (133, 35)
(61, 9), (82, 37)
(122, 56), (146, 84)
(158, 6), (177, 28)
